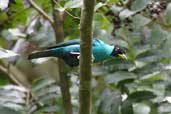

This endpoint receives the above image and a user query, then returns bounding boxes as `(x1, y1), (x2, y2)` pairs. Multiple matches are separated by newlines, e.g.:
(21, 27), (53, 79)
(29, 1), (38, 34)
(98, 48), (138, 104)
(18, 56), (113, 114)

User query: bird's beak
(118, 54), (127, 60)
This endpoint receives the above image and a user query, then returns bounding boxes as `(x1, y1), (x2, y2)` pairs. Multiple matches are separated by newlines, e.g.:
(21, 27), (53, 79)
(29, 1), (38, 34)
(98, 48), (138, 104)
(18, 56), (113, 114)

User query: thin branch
(0, 64), (23, 87)
(27, 0), (54, 26)
(65, 10), (80, 20)
(51, 1), (73, 114)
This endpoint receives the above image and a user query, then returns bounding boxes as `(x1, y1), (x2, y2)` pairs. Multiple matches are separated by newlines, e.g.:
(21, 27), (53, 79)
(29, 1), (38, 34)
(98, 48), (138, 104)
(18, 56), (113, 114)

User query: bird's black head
(111, 45), (127, 60)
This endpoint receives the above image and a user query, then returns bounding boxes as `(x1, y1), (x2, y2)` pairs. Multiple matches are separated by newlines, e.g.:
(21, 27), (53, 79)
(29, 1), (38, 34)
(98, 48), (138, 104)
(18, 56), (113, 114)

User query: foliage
(0, 0), (171, 114)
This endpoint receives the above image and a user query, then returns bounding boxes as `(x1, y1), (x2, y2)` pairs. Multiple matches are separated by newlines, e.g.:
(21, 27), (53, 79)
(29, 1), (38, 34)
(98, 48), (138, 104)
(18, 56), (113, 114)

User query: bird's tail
(28, 49), (62, 59)
(28, 50), (52, 59)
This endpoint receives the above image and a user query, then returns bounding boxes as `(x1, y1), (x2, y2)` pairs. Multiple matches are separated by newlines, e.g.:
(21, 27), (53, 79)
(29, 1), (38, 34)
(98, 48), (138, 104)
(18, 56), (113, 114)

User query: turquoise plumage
(28, 38), (127, 67)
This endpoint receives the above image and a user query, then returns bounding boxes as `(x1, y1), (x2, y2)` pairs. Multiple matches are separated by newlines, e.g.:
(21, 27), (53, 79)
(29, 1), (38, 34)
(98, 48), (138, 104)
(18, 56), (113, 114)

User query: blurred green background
(0, 0), (171, 114)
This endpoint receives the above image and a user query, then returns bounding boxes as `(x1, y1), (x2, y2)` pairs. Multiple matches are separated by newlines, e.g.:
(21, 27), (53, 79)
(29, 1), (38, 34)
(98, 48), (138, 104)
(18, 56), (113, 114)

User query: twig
(65, 10), (80, 20)
(27, 0), (54, 26)
(0, 64), (23, 86)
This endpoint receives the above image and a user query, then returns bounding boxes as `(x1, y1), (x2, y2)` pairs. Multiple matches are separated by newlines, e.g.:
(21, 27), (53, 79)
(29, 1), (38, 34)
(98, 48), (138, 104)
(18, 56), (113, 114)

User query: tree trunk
(79, 0), (95, 114)
(52, 3), (73, 114)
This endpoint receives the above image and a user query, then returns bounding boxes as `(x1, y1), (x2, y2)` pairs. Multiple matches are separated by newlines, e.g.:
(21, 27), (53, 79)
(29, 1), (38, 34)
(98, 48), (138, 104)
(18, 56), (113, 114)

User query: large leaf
(131, 0), (149, 12)
(0, 106), (22, 114)
(133, 103), (151, 114)
(64, 0), (83, 9)
(150, 25), (167, 46)
(132, 14), (151, 29)
(30, 77), (60, 113)
(32, 78), (56, 92)
(0, 85), (27, 112)
(98, 89), (121, 114)
(94, 2), (106, 11)
(93, 13), (110, 29)
(119, 9), (135, 20)
(104, 59), (134, 71)
(121, 91), (156, 114)
(136, 50), (170, 63)
(105, 71), (137, 85)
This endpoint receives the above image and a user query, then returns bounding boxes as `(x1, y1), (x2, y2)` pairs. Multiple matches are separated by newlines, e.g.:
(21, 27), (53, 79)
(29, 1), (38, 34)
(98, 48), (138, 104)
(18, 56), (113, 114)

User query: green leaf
(32, 78), (56, 92)
(121, 91), (156, 114)
(98, 89), (121, 114)
(35, 85), (59, 97)
(110, 4), (123, 13)
(93, 13), (110, 29)
(0, 106), (22, 114)
(104, 59), (134, 71)
(140, 71), (161, 81)
(129, 91), (156, 102)
(131, 0), (149, 12)
(94, 2), (106, 11)
(64, 0), (83, 9)
(105, 71), (137, 85)
(34, 106), (60, 113)
(150, 25), (167, 46)
(121, 101), (133, 114)
(132, 14), (151, 29)
(119, 9), (135, 20)
(107, 0), (121, 4)
(165, 3), (171, 25)
(0, 12), (7, 20)
(136, 50), (168, 63)
(133, 103), (150, 114)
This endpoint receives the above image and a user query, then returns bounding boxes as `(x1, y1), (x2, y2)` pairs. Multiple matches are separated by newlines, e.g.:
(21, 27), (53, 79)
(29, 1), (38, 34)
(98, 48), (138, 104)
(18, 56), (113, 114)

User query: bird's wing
(47, 38), (103, 49)
(47, 39), (80, 49)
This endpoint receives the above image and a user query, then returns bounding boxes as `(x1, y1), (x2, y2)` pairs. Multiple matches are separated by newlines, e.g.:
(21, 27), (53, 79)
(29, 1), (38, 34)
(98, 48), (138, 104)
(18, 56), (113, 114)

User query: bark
(79, 0), (95, 114)
(52, 3), (73, 114)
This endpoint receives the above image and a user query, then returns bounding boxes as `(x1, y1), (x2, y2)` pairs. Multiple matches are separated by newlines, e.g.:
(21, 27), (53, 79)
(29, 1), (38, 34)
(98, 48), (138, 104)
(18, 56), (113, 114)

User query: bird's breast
(93, 45), (112, 63)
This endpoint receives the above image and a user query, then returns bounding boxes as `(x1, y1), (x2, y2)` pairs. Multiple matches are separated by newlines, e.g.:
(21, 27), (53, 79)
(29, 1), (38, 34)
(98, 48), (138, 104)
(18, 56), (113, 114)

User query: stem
(27, 0), (54, 26)
(51, 1), (73, 114)
(79, 0), (95, 114)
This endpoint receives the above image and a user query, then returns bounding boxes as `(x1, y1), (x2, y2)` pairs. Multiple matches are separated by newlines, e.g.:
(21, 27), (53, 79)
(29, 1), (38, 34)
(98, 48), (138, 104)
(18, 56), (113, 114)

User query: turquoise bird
(28, 38), (127, 67)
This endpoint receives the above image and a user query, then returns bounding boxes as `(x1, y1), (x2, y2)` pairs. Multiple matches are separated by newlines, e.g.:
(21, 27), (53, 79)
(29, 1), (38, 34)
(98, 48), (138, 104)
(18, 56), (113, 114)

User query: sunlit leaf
(133, 103), (151, 114)
(93, 13), (110, 29)
(119, 9), (135, 20)
(107, 0), (121, 4)
(94, 2), (106, 11)
(64, 0), (83, 9)
(0, 48), (19, 59)
(110, 4), (123, 13)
